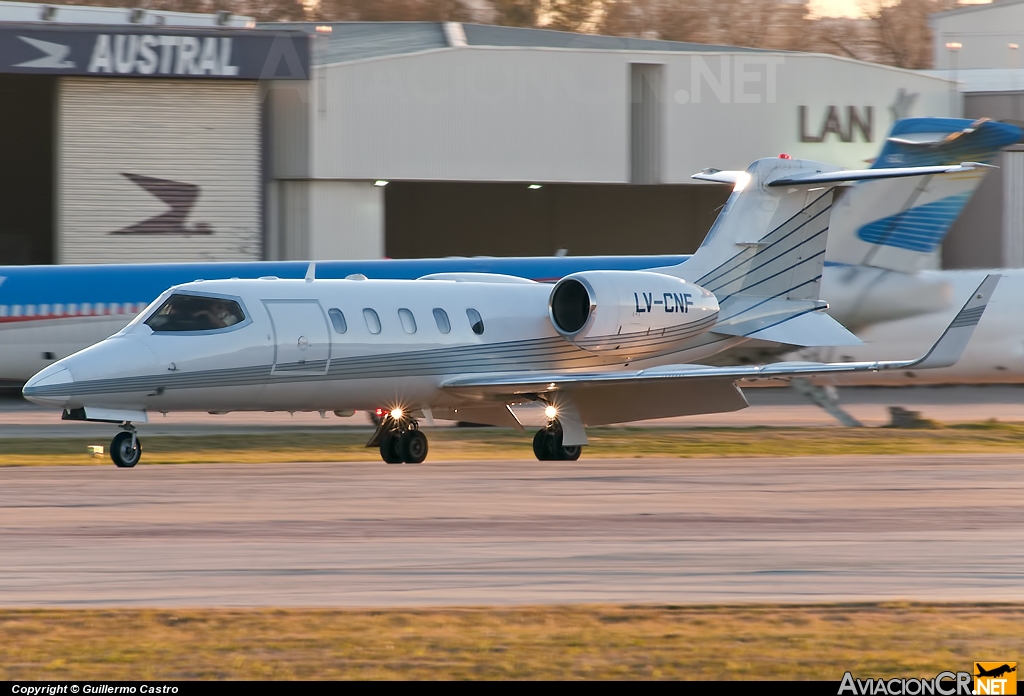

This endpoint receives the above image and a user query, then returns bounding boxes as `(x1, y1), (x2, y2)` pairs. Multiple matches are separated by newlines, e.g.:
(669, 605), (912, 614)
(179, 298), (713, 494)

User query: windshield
(145, 294), (245, 332)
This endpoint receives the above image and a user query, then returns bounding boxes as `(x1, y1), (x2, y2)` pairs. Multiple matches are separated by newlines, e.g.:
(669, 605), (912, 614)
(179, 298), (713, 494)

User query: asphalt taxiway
(4, 385), (1024, 436)
(1, 454), (1021, 606)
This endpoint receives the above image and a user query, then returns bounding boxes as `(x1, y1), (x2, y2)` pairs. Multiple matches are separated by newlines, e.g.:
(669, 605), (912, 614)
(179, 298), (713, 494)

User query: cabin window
(466, 308), (484, 335)
(433, 308), (451, 334)
(398, 308), (417, 334)
(328, 308), (347, 334)
(145, 294), (245, 332)
(363, 308), (381, 335)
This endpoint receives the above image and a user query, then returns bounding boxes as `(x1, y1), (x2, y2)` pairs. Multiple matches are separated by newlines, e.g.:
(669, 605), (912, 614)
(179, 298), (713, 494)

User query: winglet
(908, 274), (1000, 369)
(305, 262), (316, 282)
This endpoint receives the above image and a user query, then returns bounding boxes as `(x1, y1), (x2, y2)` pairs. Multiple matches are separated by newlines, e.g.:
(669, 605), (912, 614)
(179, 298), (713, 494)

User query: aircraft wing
(442, 275), (999, 428)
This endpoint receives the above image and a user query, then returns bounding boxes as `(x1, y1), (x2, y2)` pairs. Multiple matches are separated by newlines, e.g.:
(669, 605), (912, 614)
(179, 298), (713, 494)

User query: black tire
(379, 431), (403, 464)
(399, 430), (428, 464)
(560, 445), (582, 461)
(110, 431), (141, 468)
(533, 428), (555, 461)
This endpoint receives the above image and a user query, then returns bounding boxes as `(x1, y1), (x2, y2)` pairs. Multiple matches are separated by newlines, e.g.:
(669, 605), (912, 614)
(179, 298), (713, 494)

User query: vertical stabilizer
(662, 156), (990, 347)
(663, 157), (840, 306)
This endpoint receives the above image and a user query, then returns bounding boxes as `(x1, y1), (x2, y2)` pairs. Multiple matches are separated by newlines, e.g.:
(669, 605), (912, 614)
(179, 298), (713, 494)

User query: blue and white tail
(828, 117), (1021, 273)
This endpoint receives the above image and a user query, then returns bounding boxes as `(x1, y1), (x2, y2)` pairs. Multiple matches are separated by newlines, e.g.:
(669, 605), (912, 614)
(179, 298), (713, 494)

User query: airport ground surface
(2, 453), (1022, 607)
(5, 385), (1024, 436)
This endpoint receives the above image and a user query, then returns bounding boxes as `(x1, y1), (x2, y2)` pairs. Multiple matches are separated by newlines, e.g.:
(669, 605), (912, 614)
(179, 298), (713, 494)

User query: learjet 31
(23, 156), (999, 467)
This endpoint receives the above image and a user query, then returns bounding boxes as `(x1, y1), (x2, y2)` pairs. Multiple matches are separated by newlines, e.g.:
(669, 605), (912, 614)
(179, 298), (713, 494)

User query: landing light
(391, 407), (404, 420)
(528, 184), (542, 189)
(374, 180), (389, 187)
(544, 405), (558, 419)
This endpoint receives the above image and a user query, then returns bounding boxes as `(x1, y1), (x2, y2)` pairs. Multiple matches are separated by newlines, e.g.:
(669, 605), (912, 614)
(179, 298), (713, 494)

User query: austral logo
(14, 36), (75, 69)
(113, 173), (212, 236)
(88, 35), (240, 76)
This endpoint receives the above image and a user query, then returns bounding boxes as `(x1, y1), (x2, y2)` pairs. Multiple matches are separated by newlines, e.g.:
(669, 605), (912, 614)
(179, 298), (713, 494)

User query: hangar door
(58, 78), (261, 264)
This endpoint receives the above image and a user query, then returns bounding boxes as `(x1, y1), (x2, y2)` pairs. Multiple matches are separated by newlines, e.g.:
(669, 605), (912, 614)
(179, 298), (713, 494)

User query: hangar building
(0, 2), (309, 265)
(1, 5), (981, 266)
(263, 21), (959, 262)
(930, 0), (1024, 269)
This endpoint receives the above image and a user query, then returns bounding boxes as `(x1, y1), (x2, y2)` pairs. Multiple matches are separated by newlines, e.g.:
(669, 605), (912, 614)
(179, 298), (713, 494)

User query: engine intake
(550, 278), (593, 335)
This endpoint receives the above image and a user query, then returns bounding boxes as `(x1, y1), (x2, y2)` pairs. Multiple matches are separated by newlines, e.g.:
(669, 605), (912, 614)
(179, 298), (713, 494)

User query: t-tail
(658, 155), (991, 348)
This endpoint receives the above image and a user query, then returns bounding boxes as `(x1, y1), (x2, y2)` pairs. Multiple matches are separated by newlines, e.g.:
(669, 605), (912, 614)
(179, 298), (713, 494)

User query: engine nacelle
(548, 270), (719, 357)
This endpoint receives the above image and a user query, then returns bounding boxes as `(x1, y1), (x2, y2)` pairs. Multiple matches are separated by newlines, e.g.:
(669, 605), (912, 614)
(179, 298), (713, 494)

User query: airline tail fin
(828, 117), (1022, 273)
(663, 157), (987, 347)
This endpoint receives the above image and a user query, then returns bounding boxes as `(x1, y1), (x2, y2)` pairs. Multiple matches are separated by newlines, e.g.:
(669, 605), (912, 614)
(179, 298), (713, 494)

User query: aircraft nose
(23, 337), (159, 409)
(23, 363), (74, 407)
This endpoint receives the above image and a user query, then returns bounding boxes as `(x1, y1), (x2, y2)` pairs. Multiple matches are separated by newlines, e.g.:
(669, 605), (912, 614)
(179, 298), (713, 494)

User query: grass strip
(4, 421), (1024, 465)
(1, 604), (1022, 680)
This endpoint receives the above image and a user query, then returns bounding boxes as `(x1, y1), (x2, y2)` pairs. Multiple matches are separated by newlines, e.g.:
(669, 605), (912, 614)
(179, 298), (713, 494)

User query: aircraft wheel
(399, 430), (428, 464)
(533, 428), (555, 461)
(560, 445), (582, 461)
(110, 431), (142, 468)
(379, 431), (403, 464)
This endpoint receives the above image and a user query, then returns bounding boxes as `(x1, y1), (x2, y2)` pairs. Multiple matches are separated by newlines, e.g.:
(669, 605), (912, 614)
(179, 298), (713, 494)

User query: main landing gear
(110, 423), (142, 468)
(533, 419), (582, 461)
(369, 409), (428, 464)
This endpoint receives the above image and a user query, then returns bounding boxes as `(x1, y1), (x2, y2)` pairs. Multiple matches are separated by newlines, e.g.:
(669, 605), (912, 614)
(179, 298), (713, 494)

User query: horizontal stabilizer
(713, 307), (861, 347)
(692, 169), (746, 185)
(768, 162), (991, 187)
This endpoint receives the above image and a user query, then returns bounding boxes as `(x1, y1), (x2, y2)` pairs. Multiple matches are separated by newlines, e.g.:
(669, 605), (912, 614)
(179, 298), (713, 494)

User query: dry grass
(1, 604), (1021, 680)
(3, 422), (1024, 466)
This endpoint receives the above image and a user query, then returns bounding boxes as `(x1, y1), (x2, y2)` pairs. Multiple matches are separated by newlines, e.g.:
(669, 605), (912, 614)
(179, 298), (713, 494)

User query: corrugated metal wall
(1003, 150), (1024, 268)
(307, 181), (383, 260)
(311, 48), (631, 183)
(276, 180), (383, 260)
(58, 77), (261, 263)
(306, 48), (956, 183)
(630, 63), (663, 184)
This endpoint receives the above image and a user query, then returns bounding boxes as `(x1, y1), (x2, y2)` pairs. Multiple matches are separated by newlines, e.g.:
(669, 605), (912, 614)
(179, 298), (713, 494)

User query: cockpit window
(145, 294), (245, 332)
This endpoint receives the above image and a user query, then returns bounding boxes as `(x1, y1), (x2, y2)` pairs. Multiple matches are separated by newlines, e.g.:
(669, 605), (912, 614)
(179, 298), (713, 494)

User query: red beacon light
(778, 153), (792, 159)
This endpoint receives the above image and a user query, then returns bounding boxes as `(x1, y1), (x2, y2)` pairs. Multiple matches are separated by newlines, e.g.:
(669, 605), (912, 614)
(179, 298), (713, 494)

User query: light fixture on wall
(374, 180), (389, 187)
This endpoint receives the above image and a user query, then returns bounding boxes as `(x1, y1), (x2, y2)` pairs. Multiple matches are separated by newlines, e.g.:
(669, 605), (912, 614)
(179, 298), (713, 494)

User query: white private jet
(22, 156), (999, 467)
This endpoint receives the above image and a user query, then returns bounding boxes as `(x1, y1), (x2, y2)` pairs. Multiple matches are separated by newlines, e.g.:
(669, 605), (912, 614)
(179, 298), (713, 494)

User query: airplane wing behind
(442, 275), (999, 430)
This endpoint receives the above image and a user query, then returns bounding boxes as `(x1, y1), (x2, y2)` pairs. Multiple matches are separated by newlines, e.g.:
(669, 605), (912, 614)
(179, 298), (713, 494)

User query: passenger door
(263, 300), (331, 375)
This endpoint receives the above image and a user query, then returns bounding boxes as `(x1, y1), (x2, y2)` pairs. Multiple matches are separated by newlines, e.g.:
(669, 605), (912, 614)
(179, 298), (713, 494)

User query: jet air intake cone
(550, 278), (592, 335)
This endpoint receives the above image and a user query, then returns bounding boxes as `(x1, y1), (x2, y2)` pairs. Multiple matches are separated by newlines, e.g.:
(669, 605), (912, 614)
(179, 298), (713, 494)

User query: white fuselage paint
(7, 265), (1024, 388)
(23, 276), (723, 413)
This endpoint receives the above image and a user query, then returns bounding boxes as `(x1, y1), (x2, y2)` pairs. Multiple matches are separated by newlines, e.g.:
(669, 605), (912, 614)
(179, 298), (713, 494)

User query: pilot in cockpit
(193, 300), (240, 328)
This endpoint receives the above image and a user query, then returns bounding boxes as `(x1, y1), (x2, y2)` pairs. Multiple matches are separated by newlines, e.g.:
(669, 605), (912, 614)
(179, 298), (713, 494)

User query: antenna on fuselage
(305, 262), (316, 282)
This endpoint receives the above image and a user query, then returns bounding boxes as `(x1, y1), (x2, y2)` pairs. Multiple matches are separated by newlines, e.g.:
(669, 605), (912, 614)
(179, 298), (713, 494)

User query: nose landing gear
(110, 423), (142, 468)
(532, 420), (582, 461)
(368, 410), (428, 464)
